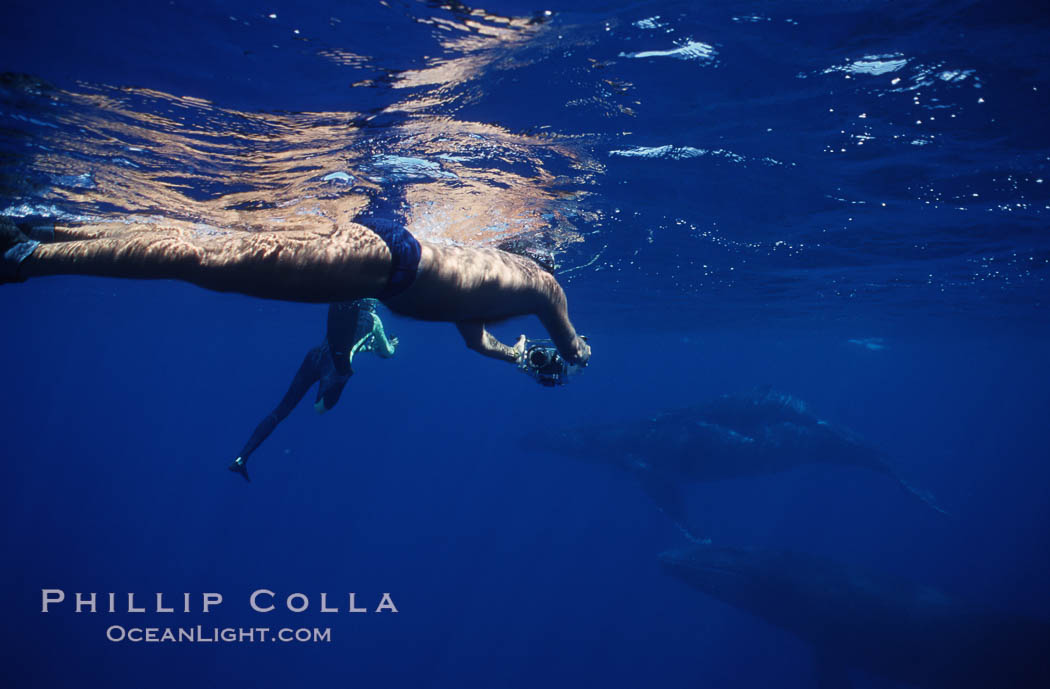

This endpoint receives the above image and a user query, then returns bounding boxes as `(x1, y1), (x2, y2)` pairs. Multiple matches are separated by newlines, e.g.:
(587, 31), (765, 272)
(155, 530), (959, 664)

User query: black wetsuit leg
(318, 300), (386, 411)
(326, 302), (360, 377)
(316, 363), (352, 411)
(326, 300), (381, 376)
(237, 346), (324, 461)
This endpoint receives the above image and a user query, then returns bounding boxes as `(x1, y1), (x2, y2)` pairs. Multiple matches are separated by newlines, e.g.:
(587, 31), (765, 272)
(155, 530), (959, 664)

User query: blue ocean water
(1, 1), (1048, 687)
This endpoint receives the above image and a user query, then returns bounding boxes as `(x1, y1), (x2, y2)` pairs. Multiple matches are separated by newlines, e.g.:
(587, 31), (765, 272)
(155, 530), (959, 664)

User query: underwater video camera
(518, 338), (584, 387)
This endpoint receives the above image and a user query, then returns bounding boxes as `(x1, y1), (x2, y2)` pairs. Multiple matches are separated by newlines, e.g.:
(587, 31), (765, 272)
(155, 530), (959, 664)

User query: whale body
(535, 388), (944, 540)
(660, 543), (1050, 689)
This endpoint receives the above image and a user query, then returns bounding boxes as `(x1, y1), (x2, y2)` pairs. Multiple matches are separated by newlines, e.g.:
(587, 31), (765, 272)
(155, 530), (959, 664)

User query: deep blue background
(2, 1), (1049, 688)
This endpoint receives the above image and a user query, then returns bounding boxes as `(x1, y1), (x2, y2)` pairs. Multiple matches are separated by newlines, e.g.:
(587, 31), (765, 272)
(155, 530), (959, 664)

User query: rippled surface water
(3, 0), (1047, 329)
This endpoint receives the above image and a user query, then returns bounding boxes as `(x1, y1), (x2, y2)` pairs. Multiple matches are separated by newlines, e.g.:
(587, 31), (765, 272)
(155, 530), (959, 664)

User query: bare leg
(21, 221), (393, 303)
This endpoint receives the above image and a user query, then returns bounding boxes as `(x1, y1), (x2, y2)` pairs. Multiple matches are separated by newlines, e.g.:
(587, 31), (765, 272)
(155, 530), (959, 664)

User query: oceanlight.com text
(105, 625), (331, 643)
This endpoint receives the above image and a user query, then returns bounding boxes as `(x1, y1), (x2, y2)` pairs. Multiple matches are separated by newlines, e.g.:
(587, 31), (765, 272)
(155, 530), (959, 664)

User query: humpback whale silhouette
(534, 387), (944, 541)
(660, 543), (1050, 689)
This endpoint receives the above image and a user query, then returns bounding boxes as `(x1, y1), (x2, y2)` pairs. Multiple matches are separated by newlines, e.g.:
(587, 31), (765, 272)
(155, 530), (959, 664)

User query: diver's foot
(1, 217), (39, 284)
(228, 457), (251, 483)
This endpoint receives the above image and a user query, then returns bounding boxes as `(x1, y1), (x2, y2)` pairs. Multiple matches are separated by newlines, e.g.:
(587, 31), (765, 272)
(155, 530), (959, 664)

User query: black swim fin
(1, 218), (39, 284)
(228, 457), (251, 483)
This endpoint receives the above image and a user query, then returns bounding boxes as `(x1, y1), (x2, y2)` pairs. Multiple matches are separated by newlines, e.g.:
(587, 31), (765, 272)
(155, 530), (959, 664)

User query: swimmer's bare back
(15, 219), (590, 365)
(386, 243), (589, 364)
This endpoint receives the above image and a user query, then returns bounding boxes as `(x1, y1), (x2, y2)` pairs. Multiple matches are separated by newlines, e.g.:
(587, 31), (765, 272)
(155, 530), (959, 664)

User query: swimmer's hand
(573, 337), (591, 367)
(512, 334), (527, 363)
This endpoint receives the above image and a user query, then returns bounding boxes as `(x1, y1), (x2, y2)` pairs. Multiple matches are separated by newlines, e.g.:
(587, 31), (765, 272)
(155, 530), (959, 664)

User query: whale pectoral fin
(814, 649), (853, 689)
(895, 475), (950, 516)
(633, 467), (709, 544)
(872, 456), (950, 515)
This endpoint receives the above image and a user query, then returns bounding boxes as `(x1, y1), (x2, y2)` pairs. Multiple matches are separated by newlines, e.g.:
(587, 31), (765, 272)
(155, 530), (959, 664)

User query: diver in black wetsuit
(228, 298), (397, 481)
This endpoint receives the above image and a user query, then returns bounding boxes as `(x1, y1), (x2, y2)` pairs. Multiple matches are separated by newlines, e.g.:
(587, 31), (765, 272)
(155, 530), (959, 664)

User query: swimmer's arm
(456, 321), (526, 364)
(535, 274), (591, 366)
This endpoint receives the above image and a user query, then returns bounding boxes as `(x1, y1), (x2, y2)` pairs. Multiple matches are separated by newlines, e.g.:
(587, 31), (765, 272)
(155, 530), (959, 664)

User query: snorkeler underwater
(2, 1), (1049, 687)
